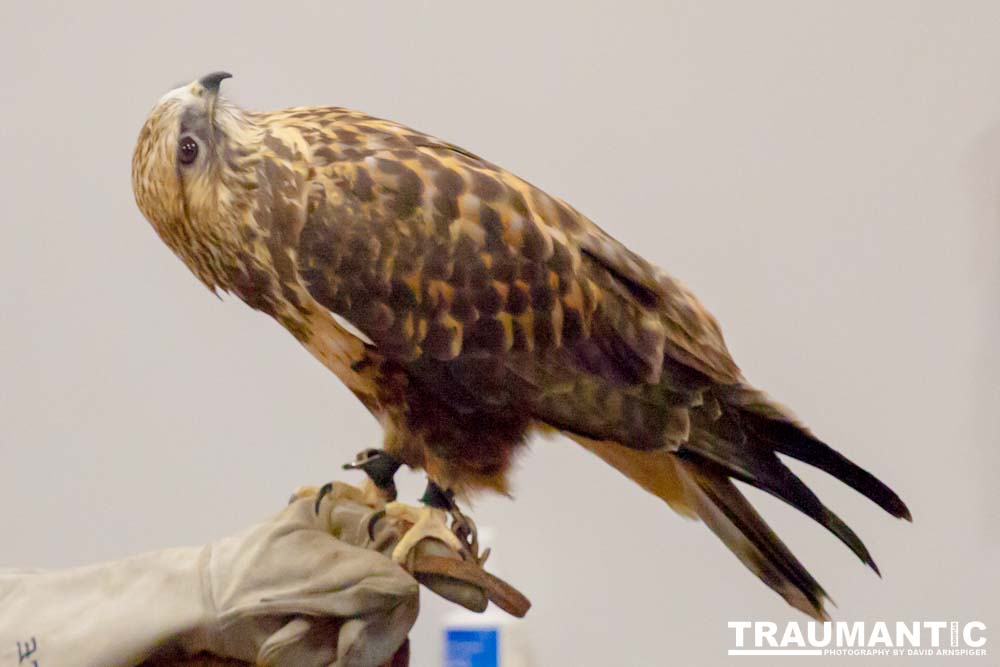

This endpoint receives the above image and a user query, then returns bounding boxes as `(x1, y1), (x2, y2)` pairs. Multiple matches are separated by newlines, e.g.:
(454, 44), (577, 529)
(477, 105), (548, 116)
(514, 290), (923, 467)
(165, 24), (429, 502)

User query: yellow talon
(385, 502), (465, 563)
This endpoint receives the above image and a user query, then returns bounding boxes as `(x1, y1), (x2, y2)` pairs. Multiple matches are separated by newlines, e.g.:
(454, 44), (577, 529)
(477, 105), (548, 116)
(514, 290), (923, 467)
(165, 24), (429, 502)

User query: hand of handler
(0, 484), (489, 667)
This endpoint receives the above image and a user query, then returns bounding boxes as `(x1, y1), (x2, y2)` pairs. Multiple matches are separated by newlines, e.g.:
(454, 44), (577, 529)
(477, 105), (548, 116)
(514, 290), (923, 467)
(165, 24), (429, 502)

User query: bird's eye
(178, 136), (199, 165)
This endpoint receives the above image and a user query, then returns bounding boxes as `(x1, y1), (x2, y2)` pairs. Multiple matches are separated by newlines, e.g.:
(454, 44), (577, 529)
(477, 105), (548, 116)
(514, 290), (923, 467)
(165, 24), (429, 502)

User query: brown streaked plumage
(132, 73), (910, 619)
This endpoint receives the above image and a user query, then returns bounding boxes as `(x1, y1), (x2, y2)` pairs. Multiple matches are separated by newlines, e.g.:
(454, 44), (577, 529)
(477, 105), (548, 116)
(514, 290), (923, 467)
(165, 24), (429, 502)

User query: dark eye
(178, 136), (199, 165)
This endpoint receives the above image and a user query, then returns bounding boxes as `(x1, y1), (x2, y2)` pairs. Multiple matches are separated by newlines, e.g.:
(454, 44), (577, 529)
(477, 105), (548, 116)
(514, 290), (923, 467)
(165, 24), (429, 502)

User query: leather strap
(410, 554), (532, 618)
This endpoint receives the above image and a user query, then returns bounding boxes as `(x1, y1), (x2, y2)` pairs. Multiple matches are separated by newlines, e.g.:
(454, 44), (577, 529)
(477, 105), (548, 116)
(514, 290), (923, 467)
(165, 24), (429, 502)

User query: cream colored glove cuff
(0, 495), (419, 667)
(0, 546), (210, 667)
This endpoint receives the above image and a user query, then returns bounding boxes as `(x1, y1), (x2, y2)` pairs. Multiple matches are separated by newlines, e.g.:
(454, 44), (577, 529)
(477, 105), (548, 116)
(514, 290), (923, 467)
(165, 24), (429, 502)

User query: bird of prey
(132, 72), (910, 619)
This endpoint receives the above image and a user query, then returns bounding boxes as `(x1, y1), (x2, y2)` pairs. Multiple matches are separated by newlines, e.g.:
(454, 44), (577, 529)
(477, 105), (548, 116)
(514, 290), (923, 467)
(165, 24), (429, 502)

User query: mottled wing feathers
(566, 214), (741, 384)
(286, 108), (735, 453)
(290, 110), (712, 374)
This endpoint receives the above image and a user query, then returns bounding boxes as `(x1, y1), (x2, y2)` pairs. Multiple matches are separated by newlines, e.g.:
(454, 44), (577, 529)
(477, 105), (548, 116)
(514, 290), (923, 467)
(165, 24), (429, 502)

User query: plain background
(1, 1), (997, 665)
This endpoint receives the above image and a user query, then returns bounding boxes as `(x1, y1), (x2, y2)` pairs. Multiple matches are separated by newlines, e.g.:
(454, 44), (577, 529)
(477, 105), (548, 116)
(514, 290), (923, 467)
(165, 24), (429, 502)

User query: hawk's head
(131, 72), (260, 290)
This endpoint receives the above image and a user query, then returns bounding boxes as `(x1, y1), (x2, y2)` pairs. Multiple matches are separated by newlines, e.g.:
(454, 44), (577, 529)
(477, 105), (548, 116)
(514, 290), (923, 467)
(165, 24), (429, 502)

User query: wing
(571, 219), (741, 384)
(293, 110), (738, 446)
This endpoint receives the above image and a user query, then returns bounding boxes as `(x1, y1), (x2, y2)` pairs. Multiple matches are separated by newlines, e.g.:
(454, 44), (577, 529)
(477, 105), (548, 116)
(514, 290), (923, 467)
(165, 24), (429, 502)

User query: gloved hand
(178, 487), (424, 666)
(0, 487), (421, 667)
(320, 484), (528, 622)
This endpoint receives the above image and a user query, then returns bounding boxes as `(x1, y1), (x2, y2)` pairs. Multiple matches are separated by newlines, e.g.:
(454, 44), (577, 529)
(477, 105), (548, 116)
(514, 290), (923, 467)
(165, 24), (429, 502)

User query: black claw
(366, 509), (387, 541)
(314, 482), (334, 515)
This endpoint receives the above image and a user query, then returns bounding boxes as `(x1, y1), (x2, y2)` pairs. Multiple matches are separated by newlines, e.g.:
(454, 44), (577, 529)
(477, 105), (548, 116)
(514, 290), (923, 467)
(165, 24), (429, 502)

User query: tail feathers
(678, 432), (880, 574)
(678, 460), (831, 620)
(569, 431), (834, 618)
(565, 387), (911, 620)
(727, 390), (912, 521)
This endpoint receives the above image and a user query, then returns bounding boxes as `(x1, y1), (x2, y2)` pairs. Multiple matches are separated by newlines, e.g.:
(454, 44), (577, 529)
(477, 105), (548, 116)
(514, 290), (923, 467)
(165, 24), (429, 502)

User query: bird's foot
(386, 503), (466, 564)
(386, 480), (490, 565)
(342, 448), (402, 503)
(419, 480), (490, 566)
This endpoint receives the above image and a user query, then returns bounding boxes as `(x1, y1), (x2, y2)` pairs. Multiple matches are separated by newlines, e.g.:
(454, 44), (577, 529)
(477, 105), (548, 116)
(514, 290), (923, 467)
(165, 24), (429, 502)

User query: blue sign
(445, 628), (499, 667)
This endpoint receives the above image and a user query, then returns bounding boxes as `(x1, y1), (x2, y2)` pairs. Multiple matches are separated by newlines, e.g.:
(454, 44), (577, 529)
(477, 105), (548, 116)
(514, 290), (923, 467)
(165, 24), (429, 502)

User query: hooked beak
(198, 71), (232, 122)
(198, 71), (232, 92)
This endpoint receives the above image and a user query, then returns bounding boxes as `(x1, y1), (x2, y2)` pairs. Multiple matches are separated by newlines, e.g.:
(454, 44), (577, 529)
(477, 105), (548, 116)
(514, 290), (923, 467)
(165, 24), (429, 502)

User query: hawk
(132, 72), (909, 619)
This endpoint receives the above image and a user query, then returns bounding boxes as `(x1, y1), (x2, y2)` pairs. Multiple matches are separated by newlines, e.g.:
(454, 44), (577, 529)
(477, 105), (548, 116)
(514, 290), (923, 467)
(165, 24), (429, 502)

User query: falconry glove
(0, 490), (421, 667)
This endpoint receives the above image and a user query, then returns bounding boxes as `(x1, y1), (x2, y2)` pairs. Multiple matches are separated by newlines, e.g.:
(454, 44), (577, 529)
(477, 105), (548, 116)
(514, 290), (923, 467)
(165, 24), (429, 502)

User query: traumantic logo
(727, 621), (987, 657)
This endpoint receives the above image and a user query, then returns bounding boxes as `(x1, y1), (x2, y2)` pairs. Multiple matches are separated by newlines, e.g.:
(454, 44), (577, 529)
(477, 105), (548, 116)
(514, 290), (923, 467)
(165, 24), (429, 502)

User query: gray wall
(1, 1), (997, 665)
